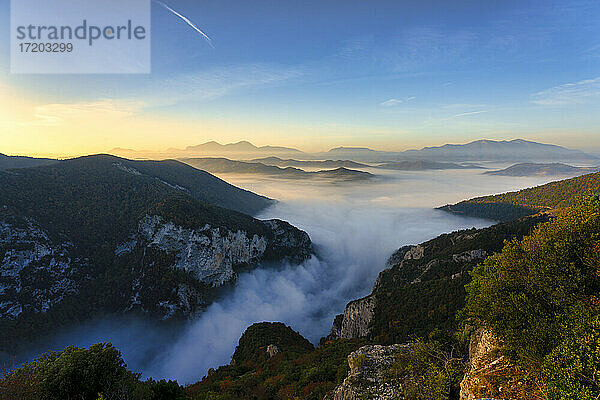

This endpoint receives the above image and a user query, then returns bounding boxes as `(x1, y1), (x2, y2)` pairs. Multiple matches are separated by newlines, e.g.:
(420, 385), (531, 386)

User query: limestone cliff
(459, 328), (543, 400)
(117, 214), (313, 318)
(0, 213), (87, 319)
(1, 211), (313, 321)
(327, 344), (407, 400)
(327, 295), (376, 340)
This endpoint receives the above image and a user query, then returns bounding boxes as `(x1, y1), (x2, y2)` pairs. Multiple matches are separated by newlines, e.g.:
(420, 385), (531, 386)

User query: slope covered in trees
(0, 154), (57, 171)
(0, 155), (311, 352)
(439, 171), (600, 221)
(463, 197), (600, 399)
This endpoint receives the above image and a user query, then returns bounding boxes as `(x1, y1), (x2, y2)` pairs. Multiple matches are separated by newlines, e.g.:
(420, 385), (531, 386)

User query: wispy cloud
(392, 27), (479, 72)
(22, 100), (145, 127)
(454, 110), (488, 117)
(379, 97), (415, 107)
(532, 77), (600, 106)
(442, 103), (487, 110)
(144, 64), (304, 107)
(154, 1), (214, 48)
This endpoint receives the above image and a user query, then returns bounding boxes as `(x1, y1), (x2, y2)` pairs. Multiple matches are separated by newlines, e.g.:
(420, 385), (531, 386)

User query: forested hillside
(0, 155), (311, 352)
(0, 154), (57, 171)
(4, 198), (600, 399)
(439, 171), (600, 221)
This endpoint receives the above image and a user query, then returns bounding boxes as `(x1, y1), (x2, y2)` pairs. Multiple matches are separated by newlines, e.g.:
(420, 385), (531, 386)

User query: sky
(0, 0), (599, 157)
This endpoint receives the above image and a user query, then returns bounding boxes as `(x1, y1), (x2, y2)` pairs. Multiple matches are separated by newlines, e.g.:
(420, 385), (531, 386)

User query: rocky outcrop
(453, 249), (487, 263)
(328, 344), (407, 400)
(131, 214), (269, 287)
(1, 210), (313, 322)
(266, 344), (280, 357)
(402, 244), (425, 260)
(459, 327), (541, 400)
(116, 214), (313, 319)
(261, 219), (313, 263)
(327, 295), (376, 340)
(0, 213), (86, 319)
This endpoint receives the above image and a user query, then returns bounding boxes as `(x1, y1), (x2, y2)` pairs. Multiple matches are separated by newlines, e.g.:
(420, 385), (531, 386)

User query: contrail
(154, 0), (214, 48)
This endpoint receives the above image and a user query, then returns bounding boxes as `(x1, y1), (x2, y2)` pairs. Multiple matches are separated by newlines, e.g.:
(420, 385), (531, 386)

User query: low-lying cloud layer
(10, 169), (560, 383)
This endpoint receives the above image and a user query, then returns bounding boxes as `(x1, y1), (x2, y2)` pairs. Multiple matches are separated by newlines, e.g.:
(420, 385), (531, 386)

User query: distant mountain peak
(327, 146), (376, 152)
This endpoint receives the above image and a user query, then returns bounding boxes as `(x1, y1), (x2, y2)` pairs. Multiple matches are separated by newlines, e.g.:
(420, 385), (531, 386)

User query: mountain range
(110, 138), (597, 164)
(184, 141), (304, 155)
(374, 160), (484, 171)
(317, 139), (596, 163)
(249, 157), (370, 169)
(181, 157), (375, 180)
(4, 155), (600, 398)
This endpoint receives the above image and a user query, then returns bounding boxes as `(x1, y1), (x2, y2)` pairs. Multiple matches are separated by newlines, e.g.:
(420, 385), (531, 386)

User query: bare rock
(328, 344), (407, 400)
(266, 344), (280, 357)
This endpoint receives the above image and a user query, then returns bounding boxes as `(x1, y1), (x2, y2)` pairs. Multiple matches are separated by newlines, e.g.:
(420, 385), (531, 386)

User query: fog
(8, 169), (561, 383)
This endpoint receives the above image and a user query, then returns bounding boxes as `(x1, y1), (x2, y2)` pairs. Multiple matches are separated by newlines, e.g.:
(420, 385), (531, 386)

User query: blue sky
(1, 0), (599, 155)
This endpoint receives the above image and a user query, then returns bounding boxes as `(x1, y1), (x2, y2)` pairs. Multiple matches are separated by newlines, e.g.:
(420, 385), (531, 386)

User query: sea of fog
(9, 168), (566, 383)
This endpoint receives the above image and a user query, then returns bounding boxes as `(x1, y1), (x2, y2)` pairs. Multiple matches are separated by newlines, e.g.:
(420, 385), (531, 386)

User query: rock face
(328, 295), (376, 340)
(130, 215), (269, 288)
(460, 328), (506, 400)
(459, 327), (541, 400)
(1, 212), (313, 322)
(402, 244), (424, 261)
(0, 213), (86, 319)
(326, 215), (548, 344)
(266, 344), (280, 357)
(328, 344), (407, 400)
(117, 215), (312, 319)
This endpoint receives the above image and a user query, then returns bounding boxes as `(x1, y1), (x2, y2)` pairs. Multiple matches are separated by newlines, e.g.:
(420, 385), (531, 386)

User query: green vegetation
(370, 214), (548, 344)
(187, 323), (365, 400)
(0, 155), (296, 352)
(0, 343), (186, 400)
(182, 158), (374, 180)
(464, 197), (600, 399)
(231, 322), (314, 366)
(387, 332), (466, 400)
(439, 171), (600, 221)
(0, 153), (57, 171)
(5, 165), (600, 398)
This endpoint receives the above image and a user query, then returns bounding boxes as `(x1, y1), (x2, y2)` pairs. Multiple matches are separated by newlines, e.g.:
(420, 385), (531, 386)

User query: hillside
(0, 153), (57, 170)
(484, 162), (598, 176)
(181, 158), (374, 181)
(183, 214), (548, 399)
(185, 199), (600, 400)
(375, 160), (484, 171)
(311, 167), (374, 180)
(181, 157), (307, 177)
(439, 171), (600, 221)
(5, 197), (600, 399)
(250, 156), (370, 169)
(0, 155), (312, 351)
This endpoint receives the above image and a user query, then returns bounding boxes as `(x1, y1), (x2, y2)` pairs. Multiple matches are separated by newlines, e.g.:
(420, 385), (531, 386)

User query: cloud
(25, 100), (145, 127)
(442, 103), (487, 110)
(532, 77), (600, 106)
(143, 63), (304, 108)
(391, 27), (479, 72)
(454, 110), (488, 117)
(379, 97), (415, 107)
(154, 1), (214, 48)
